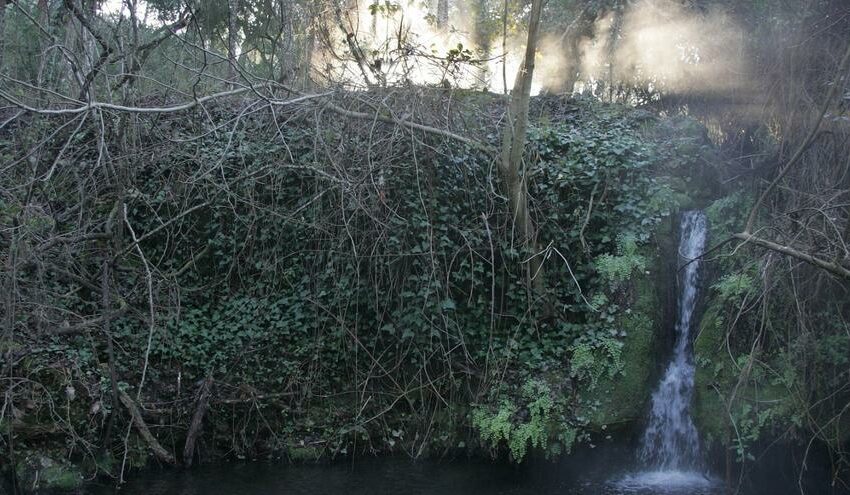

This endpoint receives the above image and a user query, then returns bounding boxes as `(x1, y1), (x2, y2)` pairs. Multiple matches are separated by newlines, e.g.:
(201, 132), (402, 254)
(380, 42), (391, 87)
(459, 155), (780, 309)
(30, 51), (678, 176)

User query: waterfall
(639, 210), (708, 470)
(609, 211), (718, 492)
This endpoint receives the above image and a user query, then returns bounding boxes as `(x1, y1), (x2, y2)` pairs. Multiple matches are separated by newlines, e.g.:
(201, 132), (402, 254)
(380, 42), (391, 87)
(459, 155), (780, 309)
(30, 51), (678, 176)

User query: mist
(99, 0), (753, 101)
(322, 0), (751, 102)
(579, 0), (750, 98)
(317, 0), (483, 88)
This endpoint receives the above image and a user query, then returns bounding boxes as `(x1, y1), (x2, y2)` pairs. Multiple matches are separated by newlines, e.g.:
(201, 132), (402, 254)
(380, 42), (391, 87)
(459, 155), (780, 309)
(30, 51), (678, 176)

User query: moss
(15, 456), (82, 493)
(692, 301), (730, 447)
(40, 466), (81, 491)
(286, 443), (323, 462)
(586, 311), (656, 428)
(693, 299), (806, 454)
(584, 259), (661, 430)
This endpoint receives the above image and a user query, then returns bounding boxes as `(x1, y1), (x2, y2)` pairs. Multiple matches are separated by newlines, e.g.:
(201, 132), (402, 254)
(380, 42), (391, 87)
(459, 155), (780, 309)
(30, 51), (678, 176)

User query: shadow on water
(83, 442), (836, 495)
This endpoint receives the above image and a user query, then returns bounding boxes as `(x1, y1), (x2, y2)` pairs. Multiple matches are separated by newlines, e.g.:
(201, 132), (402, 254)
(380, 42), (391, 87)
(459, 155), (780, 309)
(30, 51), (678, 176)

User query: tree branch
(118, 389), (176, 465)
(732, 232), (850, 279)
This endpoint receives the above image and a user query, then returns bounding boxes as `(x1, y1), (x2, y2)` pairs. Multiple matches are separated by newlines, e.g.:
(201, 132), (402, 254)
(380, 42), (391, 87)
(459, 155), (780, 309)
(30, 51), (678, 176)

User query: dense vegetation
(1, 90), (707, 476)
(0, 0), (849, 493)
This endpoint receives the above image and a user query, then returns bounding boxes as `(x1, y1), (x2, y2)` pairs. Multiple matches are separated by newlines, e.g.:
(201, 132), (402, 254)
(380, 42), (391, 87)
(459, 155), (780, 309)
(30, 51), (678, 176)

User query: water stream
(611, 210), (713, 493)
(641, 210), (706, 469)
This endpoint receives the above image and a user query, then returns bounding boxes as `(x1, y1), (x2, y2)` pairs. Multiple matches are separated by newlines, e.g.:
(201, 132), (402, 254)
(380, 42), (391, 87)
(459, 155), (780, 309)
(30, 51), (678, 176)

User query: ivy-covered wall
(3, 95), (720, 481)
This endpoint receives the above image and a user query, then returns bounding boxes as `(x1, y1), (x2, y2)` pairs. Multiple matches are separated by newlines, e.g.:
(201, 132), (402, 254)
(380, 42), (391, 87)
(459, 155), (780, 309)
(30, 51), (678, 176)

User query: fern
(595, 234), (647, 283)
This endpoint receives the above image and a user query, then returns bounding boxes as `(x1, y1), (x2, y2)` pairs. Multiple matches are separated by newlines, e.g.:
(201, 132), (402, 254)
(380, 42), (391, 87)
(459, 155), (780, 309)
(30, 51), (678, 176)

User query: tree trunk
(183, 375), (214, 467)
(559, 32), (582, 94)
(119, 389), (176, 465)
(37, 0), (49, 23)
(437, 0), (448, 28)
(2, 216), (18, 489)
(33, 0), (52, 86)
(227, 0), (239, 82)
(300, 23), (314, 90)
(499, 0), (544, 290)
(474, 0), (489, 84)
(0, 0), (8, 70)
(100, 258), (121, 454)
(606, 4), (624, 102)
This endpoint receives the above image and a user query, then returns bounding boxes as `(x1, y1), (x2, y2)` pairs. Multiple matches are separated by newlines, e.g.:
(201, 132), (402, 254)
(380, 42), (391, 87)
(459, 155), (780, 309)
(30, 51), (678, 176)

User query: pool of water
(85, 443), (834, 495)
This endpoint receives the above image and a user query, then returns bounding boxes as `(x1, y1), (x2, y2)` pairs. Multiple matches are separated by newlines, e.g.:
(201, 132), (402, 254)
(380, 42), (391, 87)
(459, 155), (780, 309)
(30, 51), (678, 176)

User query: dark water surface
(86, 444), (836, 495)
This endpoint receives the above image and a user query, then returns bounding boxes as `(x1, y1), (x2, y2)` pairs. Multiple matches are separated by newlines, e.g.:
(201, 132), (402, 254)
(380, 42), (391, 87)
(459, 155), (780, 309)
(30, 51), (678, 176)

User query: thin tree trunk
(2, 216), (18, 491)
(300, 24), (314, 90)
(34, 0), (54, 87)
(333, 5), (378, 87)
(499, 0), (544, 290)
(553, 3), (592, 94)
(100, 258), (121, 455)
(119, 389), (176, 465)
(37, 0), (49, 23)
(474, 0), (489, 84)
(559, 32), (581, 94)
(606, 4), (624, 102)
(183, 375), (214, 467)
(227, 0), (238, 82)
(0, 0), (8, 70)
(437, 0), (448, 28)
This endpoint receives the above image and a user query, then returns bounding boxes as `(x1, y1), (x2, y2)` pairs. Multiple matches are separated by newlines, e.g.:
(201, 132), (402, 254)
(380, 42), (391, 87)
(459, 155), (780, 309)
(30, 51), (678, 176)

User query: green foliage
(817, 333), (849, 368)
(529, 103), (681, 248)
(595, 234), (647, 284)
(569, 336), (624, 387)
(705, 191), (751, 239)
(368, 1), (401, 16)
(2, 0), (847, 478)
(733, 402), (779, 461)
(472, 379), (562, 461)
(15, 456), (83, 492)
(712, 270), (756, 302)
(583, 310), (657, 428)
(693, 205), (850, 459)
(472, 401), (516, 452)
(2, 93), (714, 467)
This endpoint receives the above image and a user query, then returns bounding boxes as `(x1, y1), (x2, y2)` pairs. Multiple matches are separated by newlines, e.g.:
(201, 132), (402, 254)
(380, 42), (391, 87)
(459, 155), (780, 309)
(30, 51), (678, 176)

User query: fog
(99, 0), (752, 99)
(580, 0), (750, 97)
(326, 0), (751, 98)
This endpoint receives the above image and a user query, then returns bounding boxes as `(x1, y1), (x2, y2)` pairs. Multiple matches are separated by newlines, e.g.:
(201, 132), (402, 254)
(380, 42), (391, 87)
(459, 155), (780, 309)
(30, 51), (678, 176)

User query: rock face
(582, 239), (676, 432)
(14, 456), (82, 494)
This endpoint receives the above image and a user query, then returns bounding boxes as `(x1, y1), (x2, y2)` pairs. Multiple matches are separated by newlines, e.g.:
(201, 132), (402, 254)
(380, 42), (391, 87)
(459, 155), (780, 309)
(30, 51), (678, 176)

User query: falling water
(609, 211), (716, 493)
(640, 210), (707, 470)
